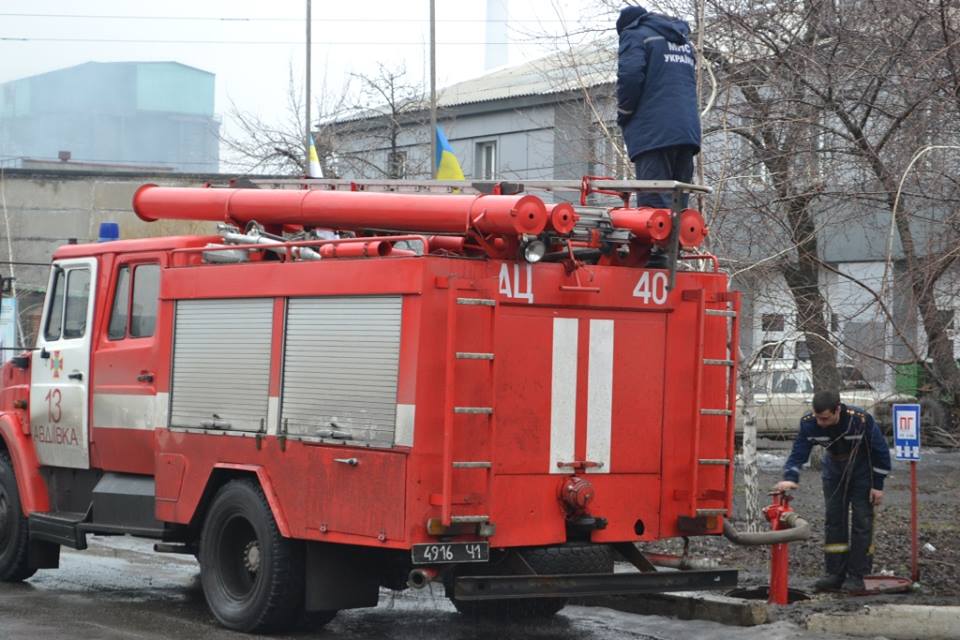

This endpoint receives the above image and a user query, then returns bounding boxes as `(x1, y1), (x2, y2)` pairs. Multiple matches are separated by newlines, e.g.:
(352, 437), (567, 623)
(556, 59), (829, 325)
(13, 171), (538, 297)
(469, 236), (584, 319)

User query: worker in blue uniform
(615, 5), (701, 209)
(775, 390), (892, 592)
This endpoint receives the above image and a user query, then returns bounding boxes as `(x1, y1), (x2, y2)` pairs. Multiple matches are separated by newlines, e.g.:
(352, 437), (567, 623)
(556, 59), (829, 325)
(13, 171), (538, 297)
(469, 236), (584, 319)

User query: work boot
(813, 574), (844, 591)
(842, 575), (866, 593)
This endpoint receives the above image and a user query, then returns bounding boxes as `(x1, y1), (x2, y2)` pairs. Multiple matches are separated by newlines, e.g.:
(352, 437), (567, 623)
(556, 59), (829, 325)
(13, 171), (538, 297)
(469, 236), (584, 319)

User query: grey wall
(0, 169), (230, 293)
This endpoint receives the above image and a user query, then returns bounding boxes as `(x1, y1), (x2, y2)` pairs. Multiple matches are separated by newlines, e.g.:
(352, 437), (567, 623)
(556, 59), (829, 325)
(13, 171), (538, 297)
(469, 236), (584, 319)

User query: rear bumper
(453, 568), (738, 600)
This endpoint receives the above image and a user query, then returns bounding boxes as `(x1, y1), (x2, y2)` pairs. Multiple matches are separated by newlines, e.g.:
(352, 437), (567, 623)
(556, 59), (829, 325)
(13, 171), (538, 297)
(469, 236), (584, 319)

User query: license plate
(411, 542), (489, 565)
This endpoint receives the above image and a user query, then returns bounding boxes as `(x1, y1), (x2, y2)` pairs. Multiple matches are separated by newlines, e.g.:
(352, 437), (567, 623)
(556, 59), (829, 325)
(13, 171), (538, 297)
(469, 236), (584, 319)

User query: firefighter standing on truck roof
(775, 390), (892, 593)
(615, 5), (701, 210)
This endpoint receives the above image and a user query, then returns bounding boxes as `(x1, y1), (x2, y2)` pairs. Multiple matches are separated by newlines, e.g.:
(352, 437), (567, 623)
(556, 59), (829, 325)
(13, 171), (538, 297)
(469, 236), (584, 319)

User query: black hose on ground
(722, 512), (811, 546)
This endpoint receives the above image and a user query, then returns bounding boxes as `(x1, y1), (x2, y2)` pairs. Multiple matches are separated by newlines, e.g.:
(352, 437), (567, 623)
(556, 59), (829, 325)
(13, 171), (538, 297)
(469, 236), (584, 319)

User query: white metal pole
(305, 0), (312, 174)
(430, 0), (437, 177)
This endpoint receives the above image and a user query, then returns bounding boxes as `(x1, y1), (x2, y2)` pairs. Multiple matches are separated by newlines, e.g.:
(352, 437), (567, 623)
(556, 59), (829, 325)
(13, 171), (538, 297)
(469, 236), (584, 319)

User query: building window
(761, 313), (785, 332)
(476, 141), (497, 180)
(387, 150), (407, 179)
(759, 341), (784, 360)
(795, 340), (810, 361)
(594, 124), (630, 179)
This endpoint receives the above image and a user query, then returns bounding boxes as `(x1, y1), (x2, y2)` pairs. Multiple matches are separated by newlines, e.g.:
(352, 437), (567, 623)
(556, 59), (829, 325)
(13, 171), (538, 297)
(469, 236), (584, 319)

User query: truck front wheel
(199, 479), (305, 633)
(0, 451), (36, 582)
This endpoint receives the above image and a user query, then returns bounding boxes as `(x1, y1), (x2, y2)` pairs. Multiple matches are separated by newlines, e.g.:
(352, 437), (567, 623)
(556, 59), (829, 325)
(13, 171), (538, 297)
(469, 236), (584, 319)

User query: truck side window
(63, 268), (91, 339)
(130, 264), (159, 338)
(43, 268), (66, 341)
(108, 266), (131, 340)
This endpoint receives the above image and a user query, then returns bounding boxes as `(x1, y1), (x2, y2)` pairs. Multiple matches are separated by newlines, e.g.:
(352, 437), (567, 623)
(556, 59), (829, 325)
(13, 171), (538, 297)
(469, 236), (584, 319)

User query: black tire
(0, 451), (36, 582)
(450, 543), (613, 619)
(199, 479), (306, 633)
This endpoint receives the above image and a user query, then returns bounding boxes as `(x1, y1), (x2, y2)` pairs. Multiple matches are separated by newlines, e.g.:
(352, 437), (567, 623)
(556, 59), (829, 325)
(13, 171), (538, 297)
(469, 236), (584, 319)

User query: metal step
(695, 509), (727, 517)
(700, 408), (732, 416)
(453, 461), (493, 469)
(705, 309), (737, 317)
(456, 352), (495, 360)
(454, 407), (494, 415)
(29, 511), (88, 550)
(457, 297), (496, 306)
(698, 459), (731, 465)
(703, 358), (735, 366)
(451, 515), (491, 524)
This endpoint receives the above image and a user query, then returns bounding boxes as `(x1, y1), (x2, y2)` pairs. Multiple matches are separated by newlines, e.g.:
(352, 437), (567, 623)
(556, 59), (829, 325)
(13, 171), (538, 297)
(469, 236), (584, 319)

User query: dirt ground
(643, 442), (960, 607)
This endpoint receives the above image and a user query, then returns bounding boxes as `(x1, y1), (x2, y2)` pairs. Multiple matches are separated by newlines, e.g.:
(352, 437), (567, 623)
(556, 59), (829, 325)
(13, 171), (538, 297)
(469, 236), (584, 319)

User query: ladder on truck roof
(247, 177), (712, 201)
(684, 288), (742, 520)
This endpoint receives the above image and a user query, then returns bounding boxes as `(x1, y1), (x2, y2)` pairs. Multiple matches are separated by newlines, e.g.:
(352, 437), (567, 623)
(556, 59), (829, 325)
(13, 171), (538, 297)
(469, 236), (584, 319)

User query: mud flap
(28, 539), (60, 570)
(304, 542), (380, 611)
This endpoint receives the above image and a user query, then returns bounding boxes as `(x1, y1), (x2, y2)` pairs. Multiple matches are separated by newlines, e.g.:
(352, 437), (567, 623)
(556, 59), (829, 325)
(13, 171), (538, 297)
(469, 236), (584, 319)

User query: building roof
(332, 43), (616, 124)
(436, 44), (616, 108)
(1, 61), (213, 86)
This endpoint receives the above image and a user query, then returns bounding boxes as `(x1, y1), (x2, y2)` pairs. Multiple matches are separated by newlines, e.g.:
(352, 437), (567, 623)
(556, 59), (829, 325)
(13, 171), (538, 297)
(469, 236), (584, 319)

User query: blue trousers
(633, 145), (697, 208)
(822, 456), (874, 578)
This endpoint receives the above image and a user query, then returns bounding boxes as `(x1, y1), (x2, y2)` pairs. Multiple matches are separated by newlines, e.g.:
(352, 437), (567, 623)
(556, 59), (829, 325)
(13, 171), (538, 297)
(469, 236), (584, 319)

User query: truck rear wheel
(450, 543), (613, 619)
(199, 479), (306, 633)
(0, 451), (36, 582)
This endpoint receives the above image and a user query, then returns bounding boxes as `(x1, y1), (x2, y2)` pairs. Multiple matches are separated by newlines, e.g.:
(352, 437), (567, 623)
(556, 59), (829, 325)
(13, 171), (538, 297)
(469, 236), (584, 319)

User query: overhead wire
(0, 12), (577, 24)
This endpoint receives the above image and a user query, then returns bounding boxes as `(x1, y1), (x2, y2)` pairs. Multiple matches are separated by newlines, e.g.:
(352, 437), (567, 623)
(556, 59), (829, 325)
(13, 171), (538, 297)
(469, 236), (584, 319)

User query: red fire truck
(0, 178), (740, 632)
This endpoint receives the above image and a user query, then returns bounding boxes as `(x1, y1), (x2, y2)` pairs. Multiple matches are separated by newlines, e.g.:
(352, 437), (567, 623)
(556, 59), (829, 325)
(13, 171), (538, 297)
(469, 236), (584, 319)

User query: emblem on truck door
(49, 350), (63, 379)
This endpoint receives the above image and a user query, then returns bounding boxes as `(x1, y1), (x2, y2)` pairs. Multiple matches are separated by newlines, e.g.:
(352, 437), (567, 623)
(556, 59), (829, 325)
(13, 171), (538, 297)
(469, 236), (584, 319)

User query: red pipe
(132, 184), (548, 236)
(427, 235), (466, 253)
(766, 493), (792, 605)
(608, 207), (672, 244)
(318, 241), (391, 258)
(679, 208), (708, 248)
(546, 202), (578, 234)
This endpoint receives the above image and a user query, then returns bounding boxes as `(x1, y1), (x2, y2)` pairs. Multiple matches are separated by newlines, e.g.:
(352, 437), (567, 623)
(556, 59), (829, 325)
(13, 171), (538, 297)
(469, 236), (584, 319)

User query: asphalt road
(0, 535), (862, 640)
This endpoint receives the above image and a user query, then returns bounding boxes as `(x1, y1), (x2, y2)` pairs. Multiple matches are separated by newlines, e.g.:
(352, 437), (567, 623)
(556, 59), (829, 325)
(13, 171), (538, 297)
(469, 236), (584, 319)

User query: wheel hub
(242, 540), (261, 574)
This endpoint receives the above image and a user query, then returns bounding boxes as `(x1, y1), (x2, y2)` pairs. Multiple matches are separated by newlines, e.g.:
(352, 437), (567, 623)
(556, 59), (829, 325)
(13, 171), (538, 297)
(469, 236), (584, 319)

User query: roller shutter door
(170, 298), (273, 432)
(282, 296), (401, 447)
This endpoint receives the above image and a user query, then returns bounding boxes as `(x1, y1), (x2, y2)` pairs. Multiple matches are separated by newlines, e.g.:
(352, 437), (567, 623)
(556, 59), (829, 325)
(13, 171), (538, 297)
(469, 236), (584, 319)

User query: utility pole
(429, 0), (437, 177)
(305, 0), (312, 173)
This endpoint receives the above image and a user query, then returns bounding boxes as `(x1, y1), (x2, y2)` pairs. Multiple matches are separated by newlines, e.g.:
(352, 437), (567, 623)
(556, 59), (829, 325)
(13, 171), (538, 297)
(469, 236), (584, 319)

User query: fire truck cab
(0, 178), (739, 633)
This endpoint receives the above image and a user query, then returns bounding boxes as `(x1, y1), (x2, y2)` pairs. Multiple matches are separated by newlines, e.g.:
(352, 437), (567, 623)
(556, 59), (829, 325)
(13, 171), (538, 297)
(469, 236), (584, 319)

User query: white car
(737, 361), (915, 438)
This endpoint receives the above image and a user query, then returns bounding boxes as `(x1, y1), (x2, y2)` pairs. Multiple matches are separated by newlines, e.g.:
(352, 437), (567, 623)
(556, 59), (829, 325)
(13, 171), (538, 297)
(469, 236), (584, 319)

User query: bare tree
(332, 64), (431, 179)
(221, 66), (347, 176)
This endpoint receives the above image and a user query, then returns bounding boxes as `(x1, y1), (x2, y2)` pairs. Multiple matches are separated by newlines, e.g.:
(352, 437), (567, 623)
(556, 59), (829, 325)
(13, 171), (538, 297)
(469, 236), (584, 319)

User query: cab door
(30, 258), (97, 469)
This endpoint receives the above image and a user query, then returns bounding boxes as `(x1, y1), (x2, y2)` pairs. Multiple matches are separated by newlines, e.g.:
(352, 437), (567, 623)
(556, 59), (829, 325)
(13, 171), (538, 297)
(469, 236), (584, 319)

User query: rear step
(29, 511), (88, 550)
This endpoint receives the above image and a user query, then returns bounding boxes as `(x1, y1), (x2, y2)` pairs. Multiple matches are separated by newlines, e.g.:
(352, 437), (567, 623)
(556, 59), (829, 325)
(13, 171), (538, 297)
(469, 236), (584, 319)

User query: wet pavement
(0, 535), (864, 639)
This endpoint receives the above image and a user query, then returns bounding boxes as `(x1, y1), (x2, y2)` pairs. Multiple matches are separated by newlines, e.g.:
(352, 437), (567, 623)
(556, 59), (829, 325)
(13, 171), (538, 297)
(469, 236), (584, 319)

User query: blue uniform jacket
(782, 404), (892, 490)
(616, 6), (701, 159)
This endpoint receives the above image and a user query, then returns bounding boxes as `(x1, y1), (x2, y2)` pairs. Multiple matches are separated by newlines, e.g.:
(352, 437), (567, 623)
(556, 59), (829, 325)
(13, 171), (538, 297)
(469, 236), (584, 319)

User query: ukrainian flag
(435, 126), (465, 180)
(307, 134), (323, 178)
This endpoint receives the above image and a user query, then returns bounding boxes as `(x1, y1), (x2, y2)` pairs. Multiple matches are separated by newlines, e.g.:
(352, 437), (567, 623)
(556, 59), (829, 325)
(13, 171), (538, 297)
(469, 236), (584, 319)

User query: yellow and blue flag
(307, 134), (324, 178)
(435, 126), (465, 180)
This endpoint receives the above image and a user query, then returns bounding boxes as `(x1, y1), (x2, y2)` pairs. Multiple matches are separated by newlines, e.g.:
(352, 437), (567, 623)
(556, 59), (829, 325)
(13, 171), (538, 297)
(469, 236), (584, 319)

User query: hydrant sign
(893, 403), (921, 461)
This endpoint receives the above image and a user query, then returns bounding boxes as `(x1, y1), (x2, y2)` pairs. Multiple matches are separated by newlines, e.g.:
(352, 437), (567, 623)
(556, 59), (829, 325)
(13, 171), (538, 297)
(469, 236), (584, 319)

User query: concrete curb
(806, 604), (960, 639)
(578, 591), (768, 626)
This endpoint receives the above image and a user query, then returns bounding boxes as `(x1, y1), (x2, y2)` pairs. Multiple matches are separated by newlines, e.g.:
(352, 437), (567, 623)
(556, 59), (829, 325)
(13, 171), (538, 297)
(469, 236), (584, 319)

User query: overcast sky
(0, 0), (616, 135)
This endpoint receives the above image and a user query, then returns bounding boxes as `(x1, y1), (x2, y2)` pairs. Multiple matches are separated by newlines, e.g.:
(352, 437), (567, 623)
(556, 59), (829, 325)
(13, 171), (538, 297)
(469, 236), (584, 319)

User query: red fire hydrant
(764, 491), (794, 605)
